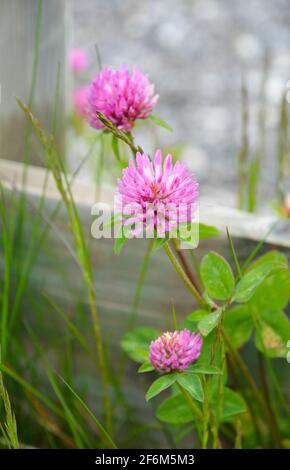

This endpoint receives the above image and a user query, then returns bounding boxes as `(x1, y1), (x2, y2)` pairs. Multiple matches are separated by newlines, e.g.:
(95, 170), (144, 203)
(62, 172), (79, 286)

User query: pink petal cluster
(87, 65), (158, 131)
(150, 330), (203, 373)
(117, 150), (198, 235)
(69, 48), (89, 74)
(72, 86), (88, 118)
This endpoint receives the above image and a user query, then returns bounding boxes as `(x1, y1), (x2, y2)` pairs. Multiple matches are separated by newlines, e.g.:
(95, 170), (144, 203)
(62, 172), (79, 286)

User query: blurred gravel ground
(71, 0), (290, 209)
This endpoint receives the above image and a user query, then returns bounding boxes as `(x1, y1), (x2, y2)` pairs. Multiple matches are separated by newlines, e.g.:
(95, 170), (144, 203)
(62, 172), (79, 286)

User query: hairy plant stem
(96, 112), (144, 156)
(163, 242), (205, 306)
(172, 239), (203, 297)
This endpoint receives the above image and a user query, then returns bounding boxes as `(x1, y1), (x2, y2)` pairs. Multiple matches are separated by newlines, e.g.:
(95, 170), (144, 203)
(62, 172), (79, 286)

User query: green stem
(189, 250), (202, 286)
(237, 77), (249, 210)
(202, 378), (211, 449)
(120, 239), (153, 377)
(96, 112), (143, 156)
(172, 239), (203, 297)
(250, 307), (282, 447)
(223, 329), (262, 406)
(177, 383), (203, 446)
(226, 352), (263, 446)
(128, 239), (154, 331)
(212, 337), (225, 449)
(258, 352), (281, 447)
(223, 328), (281, 447)
(163, 242), (205, 306)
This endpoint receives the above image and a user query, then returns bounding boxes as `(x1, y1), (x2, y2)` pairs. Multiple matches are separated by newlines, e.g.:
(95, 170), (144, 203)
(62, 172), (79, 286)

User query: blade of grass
(0, 363), (61, 418)
(23, 321), (91, 448)
(276, 93), (289, 202)
(0, 351), (19, 449)
(17, 98), (112, 433)
(60, 377), (117, 449)
(0, 188), (12, 359)
(43, 294), (98, 367)
(241, 221), (277, 273)
(46, 371), (86, 448)
(237, 77), (249, 210)
(247, 157), (260, 213)
(15, 0), (43, 283)
(226, 226), (242, 279)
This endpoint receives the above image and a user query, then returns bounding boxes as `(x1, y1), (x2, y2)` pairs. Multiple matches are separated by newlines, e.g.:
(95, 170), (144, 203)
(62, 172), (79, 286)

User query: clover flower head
(117, 150), (198, 236)
(87, 65), (158, 131)
(149, 329), (203, 373)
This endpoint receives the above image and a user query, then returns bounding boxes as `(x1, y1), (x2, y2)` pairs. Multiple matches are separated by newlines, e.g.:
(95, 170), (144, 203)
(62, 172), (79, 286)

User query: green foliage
(149, 114), (173, 132)
(138, 363), (155, 373)
(156, 394), (195, 424)
(234, 261), (287, 303)
(201, 252), (235, 300)
(223, 306), (253, 349)
(61, 377), (117, 449)
(251, 268), (290, 311)
(198, 224), (220, 241)
(157, 387), (246, 425)
(248, 252), (290, 311)
(213, 388), (247, 421)
(121, 327), (159, 363)
(198, 309), (222, 336)
(111, 135), (122, 166)
(247, 158), (260, 213)
(177, 373), (204, 402)
(152, 236), (169, 251)
(186, 309), (209, 322)
(177, 223), (219, 244)
(255, 309), (290, 358)
(114, 231), (127, 255)
(186, 364), (222, 375)
(146, 374), (177, 401)
(0, 355), (19, 449)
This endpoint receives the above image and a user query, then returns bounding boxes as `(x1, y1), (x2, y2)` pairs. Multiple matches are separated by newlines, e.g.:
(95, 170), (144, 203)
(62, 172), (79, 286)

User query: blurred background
(1, 0), (289, 211)
(70, 0), (290, 208)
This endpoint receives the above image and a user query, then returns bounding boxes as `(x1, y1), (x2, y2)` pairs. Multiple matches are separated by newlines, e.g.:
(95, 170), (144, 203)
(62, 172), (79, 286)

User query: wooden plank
(1, 158), (289, 247)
